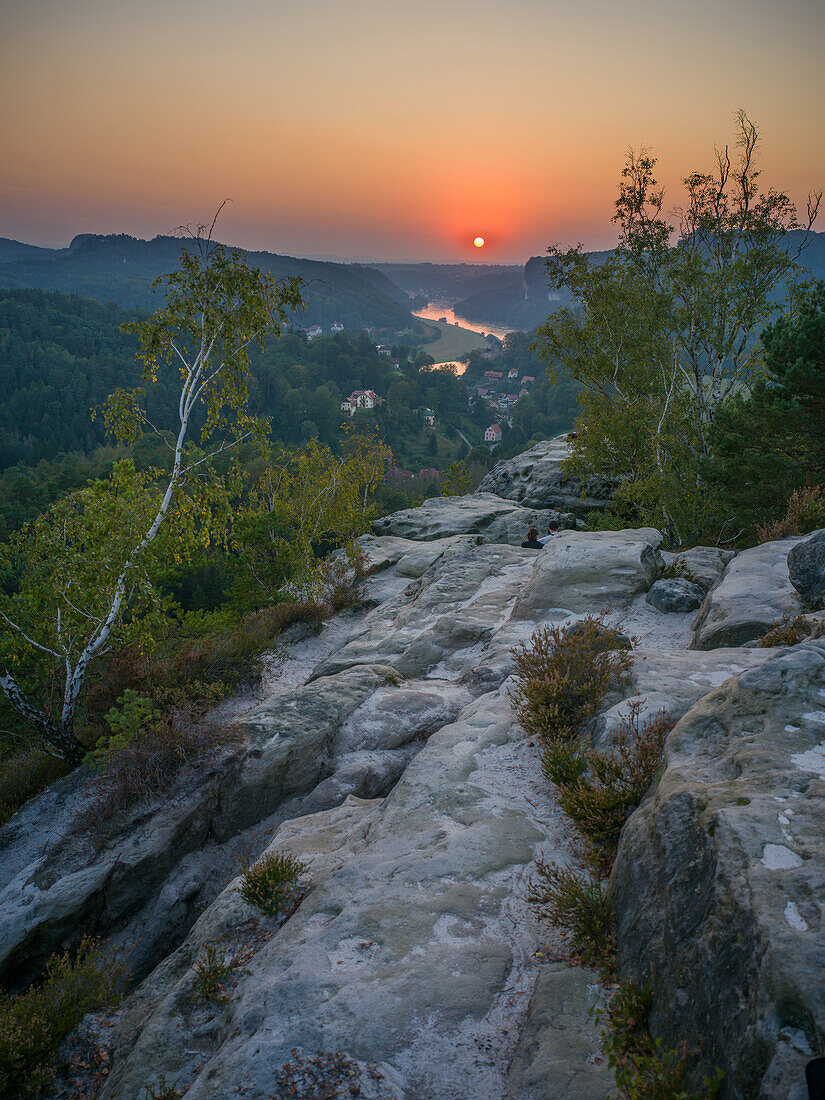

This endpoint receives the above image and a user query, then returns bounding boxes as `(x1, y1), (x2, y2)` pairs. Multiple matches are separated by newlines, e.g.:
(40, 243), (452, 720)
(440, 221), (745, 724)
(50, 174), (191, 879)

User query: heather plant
(599, 980), (724, 1099)
(527, 860), (616, 973)
(192, 941), (235, 1006)
(239, 850), (308, 917)
(509, 615), (634, 742)
(0, 937), (125, 1099)
(756, 484), (825, 543)
(758, 613), (814, 648)
(558, 706), (673, 857)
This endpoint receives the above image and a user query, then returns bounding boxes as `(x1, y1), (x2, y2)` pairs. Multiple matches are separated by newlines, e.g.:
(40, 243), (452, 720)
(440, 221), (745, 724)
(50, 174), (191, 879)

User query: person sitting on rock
(521, 526), (544, 550)
(539, 518), (559, 545)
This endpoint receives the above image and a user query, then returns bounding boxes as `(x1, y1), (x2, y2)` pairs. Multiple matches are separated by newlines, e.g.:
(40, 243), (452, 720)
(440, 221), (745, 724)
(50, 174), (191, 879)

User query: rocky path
(1, 455), (824, 1098)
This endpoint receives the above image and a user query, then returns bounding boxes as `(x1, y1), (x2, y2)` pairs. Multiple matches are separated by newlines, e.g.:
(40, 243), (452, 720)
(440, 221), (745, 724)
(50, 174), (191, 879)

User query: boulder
(612, 641), (825, 1098)
(511, 528), (664, 619)
(371, 492), (578, 544)
(788, 528), (825, 607)
(663, 545), (736, 592)
(476, 436), (615, 515)
(692, 538), (803, 650)
(646, 577), (705, 613)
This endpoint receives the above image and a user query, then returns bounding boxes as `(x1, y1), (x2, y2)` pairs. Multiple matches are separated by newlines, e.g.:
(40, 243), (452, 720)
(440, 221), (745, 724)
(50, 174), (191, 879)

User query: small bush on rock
(559, 706), (673, 858)
(758, 613), (814, 648)
(599, 979), (724, 1099)
(661, 558), (702, 587)
(0, 937), (124, 1099)
(239, 850), (308, 917)
(192, 941), (235, 1006)
(510, 615), (634, 742)
(527, 859), (616, 973)
(541, 737), (588, 786)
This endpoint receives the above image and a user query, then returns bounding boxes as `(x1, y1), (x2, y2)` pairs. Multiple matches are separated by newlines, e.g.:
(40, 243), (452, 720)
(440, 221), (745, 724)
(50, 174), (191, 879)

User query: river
(413, 301), (515, 342)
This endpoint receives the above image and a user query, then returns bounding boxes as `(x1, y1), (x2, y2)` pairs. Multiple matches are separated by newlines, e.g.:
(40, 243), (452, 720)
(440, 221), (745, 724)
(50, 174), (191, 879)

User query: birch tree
(534, 111), (821, 543)
(0, 227), (303, 763)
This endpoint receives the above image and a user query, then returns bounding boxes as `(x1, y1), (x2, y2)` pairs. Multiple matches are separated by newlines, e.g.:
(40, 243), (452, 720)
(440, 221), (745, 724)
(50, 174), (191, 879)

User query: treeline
(0, 288), (489, 534)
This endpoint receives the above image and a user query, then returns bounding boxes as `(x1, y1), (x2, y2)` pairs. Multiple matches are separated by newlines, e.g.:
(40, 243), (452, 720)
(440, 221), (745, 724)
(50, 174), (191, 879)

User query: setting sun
(473, 236), (485, 248)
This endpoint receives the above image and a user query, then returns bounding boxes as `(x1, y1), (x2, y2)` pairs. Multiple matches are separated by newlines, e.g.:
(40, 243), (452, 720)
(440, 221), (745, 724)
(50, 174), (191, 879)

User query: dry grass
(758, 613), (815, 648)
(86, 710), (241, 823)
(0, 752), (69, 826)
(756, 484), (825, 543)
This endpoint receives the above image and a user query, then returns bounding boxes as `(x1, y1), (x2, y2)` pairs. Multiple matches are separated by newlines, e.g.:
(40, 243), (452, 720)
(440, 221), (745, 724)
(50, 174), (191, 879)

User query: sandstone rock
(476, 436), (615, 515)
(100, 689), (608, 1100)
(788, 528), (825, 607)
(612, 641), (825, 1098)
(646, 577), (705, 612)
(371, 492), (578, 544)
(511, 529), (664, 620)
(665, 545), (736, 592)
(692, 538), (803, 650)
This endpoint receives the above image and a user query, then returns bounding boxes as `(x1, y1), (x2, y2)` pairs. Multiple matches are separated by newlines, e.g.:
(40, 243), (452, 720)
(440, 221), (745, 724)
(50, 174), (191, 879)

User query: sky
(1, 0), (823, 264)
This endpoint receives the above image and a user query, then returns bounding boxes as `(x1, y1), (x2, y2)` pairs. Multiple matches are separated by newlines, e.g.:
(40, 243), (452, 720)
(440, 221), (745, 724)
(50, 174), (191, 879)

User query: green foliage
(440, 460), (472, 496)
(0, 937), (124, 1099)
(541, 736), (588, 787)
(527, 860), (616, 972)
(706, 281), (825, 539)
(238, 850), (308, 918)
(85, 690), (160, 768)
(143, 1077), (183, 1100)
(600, 980), (724, 1100)
(534, 114), (818, 545)
(509, 616), (634, 742)
(192, 941), (235, 1006)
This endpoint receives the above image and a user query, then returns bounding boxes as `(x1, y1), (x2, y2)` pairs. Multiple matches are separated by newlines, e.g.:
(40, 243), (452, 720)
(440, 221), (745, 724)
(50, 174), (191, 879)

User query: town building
(484, 424), (502, 444)
(331, 321), (344, 333)
(341, 389), (383, 416)
(484, 370), (503, 380)
(377, 345), (392, 356)
(304, 324), (323, 340)
(417, 467), (440, 481)
(421, 407), (435, 427)
(508, 368), (519, 380)
(521, 375), (535, 384)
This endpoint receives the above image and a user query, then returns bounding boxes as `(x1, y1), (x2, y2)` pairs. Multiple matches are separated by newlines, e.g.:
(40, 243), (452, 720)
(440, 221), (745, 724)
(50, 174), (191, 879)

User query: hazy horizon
(2, 0), (823, 264)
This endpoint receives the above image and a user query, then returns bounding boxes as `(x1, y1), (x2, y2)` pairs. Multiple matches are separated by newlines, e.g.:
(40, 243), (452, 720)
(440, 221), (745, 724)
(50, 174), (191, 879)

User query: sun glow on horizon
(473, 236), (485, 248)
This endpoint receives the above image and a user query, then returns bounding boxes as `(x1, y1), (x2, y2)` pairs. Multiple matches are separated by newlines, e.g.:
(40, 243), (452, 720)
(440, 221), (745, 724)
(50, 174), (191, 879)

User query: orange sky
(2, 0), (823, 263)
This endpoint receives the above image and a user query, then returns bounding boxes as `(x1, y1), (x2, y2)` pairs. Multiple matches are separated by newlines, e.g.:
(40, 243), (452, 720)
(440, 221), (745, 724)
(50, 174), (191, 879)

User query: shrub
(756, 484), (825, 543)
(192, 941), (235, 1006)
(541, 736), (588, 787)
(316, 544), (368, 614)
(599, 979), (724, 1099)
(143, 1078), (183, 1099)
(527, 860), (616, 973)
(661, 558), (703, 587)
(0, 752), (69, 826)
(758, 613), (814, 648)
(509, 616), (634, 742)
(87, 711), (241, 822)
(0, 937), (125, 1099)
(558, 706), (673, 856)
(239, 850), (308, 917)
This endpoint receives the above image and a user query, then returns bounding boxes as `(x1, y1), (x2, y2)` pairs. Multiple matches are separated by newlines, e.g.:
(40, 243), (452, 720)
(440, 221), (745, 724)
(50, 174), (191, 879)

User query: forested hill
(0, 234), (418, 333)
(454, 229), (825, 330)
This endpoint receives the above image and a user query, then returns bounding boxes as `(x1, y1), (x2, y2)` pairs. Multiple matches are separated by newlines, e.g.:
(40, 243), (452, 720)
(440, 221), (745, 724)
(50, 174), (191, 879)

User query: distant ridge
(0, 233), (418, 332)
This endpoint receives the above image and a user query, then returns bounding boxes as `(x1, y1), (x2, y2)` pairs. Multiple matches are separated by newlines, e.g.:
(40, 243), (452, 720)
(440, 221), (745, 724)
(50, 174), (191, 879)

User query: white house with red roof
(484, 423), (502, 444)
(342, 389), (383, 416)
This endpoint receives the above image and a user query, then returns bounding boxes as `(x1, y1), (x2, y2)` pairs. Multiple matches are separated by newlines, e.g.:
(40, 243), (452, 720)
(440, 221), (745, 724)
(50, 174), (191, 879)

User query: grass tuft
(527, 860), (616, 973)
(192, 941), (235, 1007)
(238, 850), (308, 918)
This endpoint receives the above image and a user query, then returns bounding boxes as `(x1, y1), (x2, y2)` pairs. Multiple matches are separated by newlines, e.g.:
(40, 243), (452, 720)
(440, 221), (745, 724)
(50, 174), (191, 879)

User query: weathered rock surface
(476, 435), (615, 514)
(511, 529), (663, 619)
(788, 528), (825, 607)
(646, 576), (705, 612)
(371, 492), (579, 544)
(100, 689), (613, 1100)
(612, 641), (825, 1099)
(664, 545), (736, 592)
(692, 538), (803, 650)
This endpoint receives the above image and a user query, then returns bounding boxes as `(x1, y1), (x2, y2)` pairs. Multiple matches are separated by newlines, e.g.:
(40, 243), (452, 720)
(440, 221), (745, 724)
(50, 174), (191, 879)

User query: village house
(521, 375), (535, 384)
(304, 324), (323, 340)
(507, 368), (519, 380)
(421, 407), (435, 427)
(377, 345), (392, 356)
(331, 321), (344, 333)
(417, 467), (440, 481)
(341, 389), (383, 416)
(484, 423), (502, 444)
(483, 370), (503, 380)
